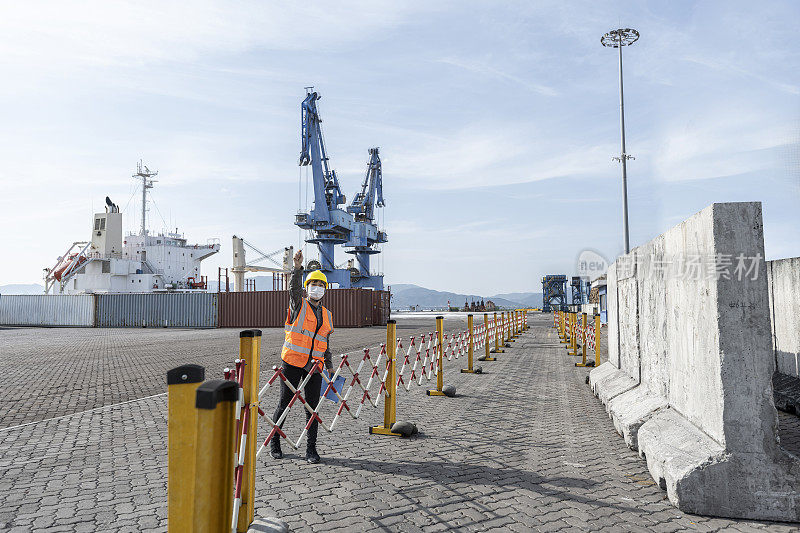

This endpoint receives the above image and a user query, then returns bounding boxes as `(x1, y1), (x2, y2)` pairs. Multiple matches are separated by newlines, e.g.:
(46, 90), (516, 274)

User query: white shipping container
(0, 295), (95, 326)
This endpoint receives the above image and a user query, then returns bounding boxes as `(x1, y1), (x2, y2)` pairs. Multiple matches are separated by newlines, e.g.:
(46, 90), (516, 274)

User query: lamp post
(601, 28), (639, 255)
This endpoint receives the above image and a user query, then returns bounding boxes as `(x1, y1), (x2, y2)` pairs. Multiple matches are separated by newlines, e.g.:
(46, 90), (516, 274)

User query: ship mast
(133, 161), (158, 236)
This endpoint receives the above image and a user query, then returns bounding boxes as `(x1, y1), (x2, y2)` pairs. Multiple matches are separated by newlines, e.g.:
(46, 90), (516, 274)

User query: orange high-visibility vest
(281, 299), (334, 368)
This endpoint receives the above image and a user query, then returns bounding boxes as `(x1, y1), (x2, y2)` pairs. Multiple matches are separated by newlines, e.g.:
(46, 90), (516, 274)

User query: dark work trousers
(272, 361), (322, 447)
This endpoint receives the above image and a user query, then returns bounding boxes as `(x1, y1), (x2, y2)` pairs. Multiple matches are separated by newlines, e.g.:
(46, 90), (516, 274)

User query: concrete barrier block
(637, 408), (725, 494)
(607, 386), (668, 450)
(589, 362), (637, 405)
(638, 409), (800, 521)
(767, 257), (800, 378)
(588, 361), (616, 394)
(607, 261), (620, 367)
(597, 202), (800, 521)
(636, 236), (669, 398)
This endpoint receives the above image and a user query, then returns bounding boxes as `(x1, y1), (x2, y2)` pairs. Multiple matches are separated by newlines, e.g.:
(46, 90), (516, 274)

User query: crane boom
(347, 147), (384, 222)
(294, 89), (387, 289)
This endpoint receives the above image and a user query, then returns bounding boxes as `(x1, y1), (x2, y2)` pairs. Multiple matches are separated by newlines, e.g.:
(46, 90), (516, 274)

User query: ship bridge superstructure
(44, 164), (220, 294)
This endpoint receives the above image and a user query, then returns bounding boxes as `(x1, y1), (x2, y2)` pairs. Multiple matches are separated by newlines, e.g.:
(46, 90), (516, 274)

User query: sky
(0, 0), (798, 295)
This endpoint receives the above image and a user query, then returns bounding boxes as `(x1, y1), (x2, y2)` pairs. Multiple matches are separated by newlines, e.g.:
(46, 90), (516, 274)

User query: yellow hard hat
(304, 270), (328, 288)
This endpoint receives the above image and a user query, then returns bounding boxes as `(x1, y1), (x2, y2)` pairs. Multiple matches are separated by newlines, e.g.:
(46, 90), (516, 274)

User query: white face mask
(307, 285), (325, 301)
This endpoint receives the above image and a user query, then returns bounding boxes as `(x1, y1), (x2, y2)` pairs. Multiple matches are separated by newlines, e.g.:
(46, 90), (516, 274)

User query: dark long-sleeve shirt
(288, 267), (332, 371)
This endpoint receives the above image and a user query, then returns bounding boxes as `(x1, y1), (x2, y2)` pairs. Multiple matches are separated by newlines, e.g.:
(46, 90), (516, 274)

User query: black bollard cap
(196, 380), (239, 409)
(167, 364), (205, 385)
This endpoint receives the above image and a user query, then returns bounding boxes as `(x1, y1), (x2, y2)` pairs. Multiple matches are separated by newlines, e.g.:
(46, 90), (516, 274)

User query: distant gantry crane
(294, 89), (387, 289)
(541, 275), (567, 313)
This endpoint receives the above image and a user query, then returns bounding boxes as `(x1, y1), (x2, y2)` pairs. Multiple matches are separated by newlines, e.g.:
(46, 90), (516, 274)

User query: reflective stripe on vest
(281, 299), (332, 367)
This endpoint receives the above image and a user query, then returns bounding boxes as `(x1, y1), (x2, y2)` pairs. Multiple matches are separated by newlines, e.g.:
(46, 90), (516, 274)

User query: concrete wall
(589, 202), (800, 521)
(767, 257), (800, 377)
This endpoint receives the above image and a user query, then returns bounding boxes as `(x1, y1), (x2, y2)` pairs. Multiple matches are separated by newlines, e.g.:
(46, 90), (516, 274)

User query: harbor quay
(0, 313), (798, 532)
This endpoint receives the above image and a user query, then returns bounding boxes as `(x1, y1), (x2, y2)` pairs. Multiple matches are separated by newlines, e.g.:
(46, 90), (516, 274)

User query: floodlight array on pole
(602, 28), (639, 255)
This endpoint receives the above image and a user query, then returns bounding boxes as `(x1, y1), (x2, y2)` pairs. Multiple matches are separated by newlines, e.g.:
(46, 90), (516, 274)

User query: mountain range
(0, 283), (45, 295)
(389, 284), (542, 310)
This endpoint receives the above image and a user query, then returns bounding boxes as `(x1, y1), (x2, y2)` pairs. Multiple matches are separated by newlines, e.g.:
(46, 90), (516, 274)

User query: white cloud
(388, 126), (615, 190)
(653, 107), (795, 182)
(436, 57), (558, 97)
(0, 1), (423, 69)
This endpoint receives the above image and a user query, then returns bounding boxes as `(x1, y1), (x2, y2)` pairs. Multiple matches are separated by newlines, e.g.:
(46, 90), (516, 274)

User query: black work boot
(305, 443), (320, 464)
(269, 435), (283, 459)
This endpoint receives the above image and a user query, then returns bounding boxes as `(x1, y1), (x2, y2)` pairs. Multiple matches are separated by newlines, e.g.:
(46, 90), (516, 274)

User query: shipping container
(372, 290), (391, 326)
(95, 293), (217, 328)
(0, 294), (95, 326)
(219, 288), (386, 328)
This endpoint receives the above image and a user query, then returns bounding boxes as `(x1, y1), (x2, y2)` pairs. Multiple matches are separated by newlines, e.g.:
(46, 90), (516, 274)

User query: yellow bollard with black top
(370, 320), (403, 436)
(483, 313), (496, 361)
(461, 314), (483, 374)
(490, 311), (503, 354)
(575, 313), (589, 367)
(237, 329), (261, 532)
(193, 379), (238, 533)
(167, 364), (205, 532)
(427, 316), (454, 397)
(560, 310), (569, 344)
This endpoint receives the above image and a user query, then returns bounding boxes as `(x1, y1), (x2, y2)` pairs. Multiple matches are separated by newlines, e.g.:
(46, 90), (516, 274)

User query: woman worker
(269, 250), (334, 464)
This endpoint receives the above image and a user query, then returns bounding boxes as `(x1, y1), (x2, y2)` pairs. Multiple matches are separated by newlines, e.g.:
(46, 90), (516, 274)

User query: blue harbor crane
(294, 90), (387, 289)
(541, 275), (567, 312)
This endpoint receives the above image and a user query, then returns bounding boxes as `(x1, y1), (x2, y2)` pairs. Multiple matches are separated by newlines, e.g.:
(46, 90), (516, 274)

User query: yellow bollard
(427, 316), (447, 396)
(594, 314), (601, 366)
(491, 311), (503, 353)
(371, 320), (403, 435)
(560, 311), (568, 344)
(167, 364), (205, 533)
(461, 314), (482, 373)
(193, 380), (238, 533)
(237, 330), (261, 532)
(575, 313), (589, 367)
(483, 313), (496, 361)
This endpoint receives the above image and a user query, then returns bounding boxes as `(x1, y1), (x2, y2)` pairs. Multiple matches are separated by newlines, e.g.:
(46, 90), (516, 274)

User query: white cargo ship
(43, 162), (220, 295)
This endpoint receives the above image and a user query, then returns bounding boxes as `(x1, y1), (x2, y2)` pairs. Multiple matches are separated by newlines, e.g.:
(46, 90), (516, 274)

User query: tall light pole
(602, 28), (639, 254)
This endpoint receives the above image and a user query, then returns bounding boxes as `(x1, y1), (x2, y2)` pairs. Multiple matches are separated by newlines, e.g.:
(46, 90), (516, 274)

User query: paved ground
(0, 314), (468, 429)
(0, 313), (798, 532)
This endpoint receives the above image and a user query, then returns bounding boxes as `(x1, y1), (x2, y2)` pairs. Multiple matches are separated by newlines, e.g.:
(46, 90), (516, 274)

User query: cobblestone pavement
(1, 313), (799, 532)
(0, 314), (468, 428)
